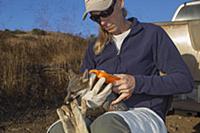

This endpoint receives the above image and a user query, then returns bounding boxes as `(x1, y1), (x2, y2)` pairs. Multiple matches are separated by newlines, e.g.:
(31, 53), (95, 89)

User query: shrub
(31, 28), (47, 35)
(12, 29), (26, 34)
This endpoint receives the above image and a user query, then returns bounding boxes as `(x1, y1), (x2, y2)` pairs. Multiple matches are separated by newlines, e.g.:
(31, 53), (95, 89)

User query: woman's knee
(90, 113), (131, 133)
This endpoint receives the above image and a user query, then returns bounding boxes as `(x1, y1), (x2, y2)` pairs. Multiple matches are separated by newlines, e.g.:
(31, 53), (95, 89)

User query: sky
(0, 0), (190, 37)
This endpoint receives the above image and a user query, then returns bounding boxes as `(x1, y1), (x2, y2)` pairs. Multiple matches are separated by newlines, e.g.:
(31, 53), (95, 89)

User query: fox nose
(100, 21), (106, 26)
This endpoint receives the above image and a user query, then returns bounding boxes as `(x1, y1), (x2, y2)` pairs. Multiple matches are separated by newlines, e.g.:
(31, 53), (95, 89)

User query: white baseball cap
(83, 0), (113, 20)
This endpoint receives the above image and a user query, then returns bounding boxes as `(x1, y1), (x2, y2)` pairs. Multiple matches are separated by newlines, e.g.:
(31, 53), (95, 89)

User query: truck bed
(155, 20), (200, 81)
(155, 20), (200, 110)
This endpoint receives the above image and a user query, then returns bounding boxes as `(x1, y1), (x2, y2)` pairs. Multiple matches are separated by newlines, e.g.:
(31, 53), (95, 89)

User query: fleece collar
(127, 17), (144, 37)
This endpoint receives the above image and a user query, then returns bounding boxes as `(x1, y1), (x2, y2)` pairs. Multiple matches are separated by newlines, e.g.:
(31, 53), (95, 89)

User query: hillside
(0, 29), (87, 124)
(0, 29), (199, 133)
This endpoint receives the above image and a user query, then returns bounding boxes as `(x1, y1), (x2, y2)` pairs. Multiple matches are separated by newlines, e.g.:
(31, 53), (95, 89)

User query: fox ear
(68, 69), (76, 80)
(81, 69), (89, 83)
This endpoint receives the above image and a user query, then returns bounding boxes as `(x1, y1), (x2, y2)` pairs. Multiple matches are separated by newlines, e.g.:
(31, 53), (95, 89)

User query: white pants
(105, 107), (167, 133)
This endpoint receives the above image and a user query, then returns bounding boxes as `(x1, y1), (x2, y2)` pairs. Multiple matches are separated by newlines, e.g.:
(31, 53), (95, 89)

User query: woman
(81, 0), (194, 133)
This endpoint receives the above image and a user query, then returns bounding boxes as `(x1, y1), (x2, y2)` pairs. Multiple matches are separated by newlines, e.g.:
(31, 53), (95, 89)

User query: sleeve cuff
(133, 75), (144, 94)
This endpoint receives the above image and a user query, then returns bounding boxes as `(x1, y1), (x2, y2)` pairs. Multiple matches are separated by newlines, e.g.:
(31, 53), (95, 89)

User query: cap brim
(82, 12), (88, 20)
(82, 0), (113, 20)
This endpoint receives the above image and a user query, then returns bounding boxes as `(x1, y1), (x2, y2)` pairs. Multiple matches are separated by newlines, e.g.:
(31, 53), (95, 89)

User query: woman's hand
(111, 74), (136, 105)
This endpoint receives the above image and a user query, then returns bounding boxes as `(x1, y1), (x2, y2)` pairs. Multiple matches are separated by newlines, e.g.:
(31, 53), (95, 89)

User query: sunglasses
(90, 0), (117, 23)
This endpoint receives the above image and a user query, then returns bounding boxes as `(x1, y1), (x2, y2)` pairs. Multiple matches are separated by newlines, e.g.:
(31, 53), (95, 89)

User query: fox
(64, 69), (128, 118)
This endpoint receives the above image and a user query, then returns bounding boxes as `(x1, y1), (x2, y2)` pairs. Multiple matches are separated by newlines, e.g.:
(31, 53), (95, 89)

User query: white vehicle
(156, 0), (200, 113)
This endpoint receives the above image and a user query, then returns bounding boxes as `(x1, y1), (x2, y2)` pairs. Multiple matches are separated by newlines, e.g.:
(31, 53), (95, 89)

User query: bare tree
(34, 3), (52, 31)
(55, 0), (78, 33)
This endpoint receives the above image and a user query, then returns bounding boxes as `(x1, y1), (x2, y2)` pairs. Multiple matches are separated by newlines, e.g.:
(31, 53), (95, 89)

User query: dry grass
(0, 30), (88, 120)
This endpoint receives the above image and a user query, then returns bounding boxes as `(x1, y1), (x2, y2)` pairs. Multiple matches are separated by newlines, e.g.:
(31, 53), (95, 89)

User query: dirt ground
(166, 114), (200, 133)
(0, 107), (200, 133)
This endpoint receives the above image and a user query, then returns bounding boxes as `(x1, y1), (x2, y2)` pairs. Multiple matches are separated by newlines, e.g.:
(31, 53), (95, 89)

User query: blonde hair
(93, 8), (128, 55)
